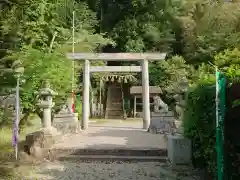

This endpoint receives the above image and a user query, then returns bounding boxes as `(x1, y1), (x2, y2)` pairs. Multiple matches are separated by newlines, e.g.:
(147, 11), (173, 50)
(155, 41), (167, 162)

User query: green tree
(149, 55), (191, 109)
(214, 48), (240, 81)
(108, 0), (183, 53)
(179, 0), (240, 64)
(0, 0), (113, 127)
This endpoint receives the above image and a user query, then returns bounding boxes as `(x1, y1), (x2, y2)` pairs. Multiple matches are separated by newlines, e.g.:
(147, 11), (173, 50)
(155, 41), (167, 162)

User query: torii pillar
(141, 59), (150, 129)
(82, 59), (90, 130)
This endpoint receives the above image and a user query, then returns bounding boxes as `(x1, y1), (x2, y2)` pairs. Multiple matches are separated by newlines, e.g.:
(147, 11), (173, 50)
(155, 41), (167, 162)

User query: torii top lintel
(67, 53), (166, 61)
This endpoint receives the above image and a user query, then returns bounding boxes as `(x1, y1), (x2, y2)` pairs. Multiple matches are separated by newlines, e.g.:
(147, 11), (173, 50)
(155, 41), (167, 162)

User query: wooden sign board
(67, 53), (166, 61)
(90, 66), (141, 72)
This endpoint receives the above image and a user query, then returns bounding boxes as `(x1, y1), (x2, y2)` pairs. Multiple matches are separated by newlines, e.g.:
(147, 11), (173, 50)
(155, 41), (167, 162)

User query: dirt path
(52, 120), (167, 150)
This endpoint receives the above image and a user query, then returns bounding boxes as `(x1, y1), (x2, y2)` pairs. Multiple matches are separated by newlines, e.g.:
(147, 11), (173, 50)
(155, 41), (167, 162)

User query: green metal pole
(216, 68), (226, 180)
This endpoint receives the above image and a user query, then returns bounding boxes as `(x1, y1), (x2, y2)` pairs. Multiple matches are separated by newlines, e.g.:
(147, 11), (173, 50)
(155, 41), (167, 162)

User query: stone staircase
(48, 148), (168, 163)
(105, 83), (124, 119)
(47, 121), (168, 163)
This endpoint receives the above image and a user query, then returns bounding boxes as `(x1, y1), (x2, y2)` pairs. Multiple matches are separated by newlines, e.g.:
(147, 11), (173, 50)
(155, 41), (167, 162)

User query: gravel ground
(23, 161), (170, 180)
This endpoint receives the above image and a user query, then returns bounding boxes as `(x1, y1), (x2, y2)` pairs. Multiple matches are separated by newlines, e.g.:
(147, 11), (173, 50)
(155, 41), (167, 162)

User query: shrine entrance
(67, 53), (166, 130)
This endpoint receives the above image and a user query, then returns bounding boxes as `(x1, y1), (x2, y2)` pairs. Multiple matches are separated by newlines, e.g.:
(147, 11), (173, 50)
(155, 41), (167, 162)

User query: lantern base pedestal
(167, 135), (192, 166)
(24, 126), (60, 159)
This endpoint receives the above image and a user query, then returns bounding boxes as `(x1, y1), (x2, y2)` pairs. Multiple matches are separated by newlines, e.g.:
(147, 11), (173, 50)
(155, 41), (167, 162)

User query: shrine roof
(130, 86), (162, 94)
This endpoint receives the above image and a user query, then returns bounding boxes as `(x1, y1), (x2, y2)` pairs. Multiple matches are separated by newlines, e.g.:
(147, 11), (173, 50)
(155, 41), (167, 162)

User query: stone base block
(24, 127), (59, 158)
(54, 112), (80, 133)
(167, 135), (192, 166)
(174, 120), (184, 134)
(148, 117), (176, 134)
(151, 111), (174, 117)
(54, 122), (81, 134)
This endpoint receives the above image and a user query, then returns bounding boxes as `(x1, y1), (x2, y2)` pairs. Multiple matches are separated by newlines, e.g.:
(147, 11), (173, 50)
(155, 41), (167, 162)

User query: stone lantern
(24, 81), (60, 158)
(37, 80), (58, 133)
(173, 79), (189, 132)
(167, 78), (192, 166)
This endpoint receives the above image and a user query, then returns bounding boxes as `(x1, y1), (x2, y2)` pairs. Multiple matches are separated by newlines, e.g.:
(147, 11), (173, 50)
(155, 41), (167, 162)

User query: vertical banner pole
(13, 76), (20, 161)
(216, 67), (226, 180)
(99, 79), (102, 118)
(71, 11), (75, 113)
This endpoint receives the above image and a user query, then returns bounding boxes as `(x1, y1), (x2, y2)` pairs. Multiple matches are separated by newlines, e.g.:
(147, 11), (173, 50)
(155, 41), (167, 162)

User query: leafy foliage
(183, 81), (216, 176)
(149, 56), (189, 91)
(214, 48), (240, 81)
(183, 48), (240, 176)
(0, 0), (98, 49)
(0, 0), (113, 127)
(149, 55), (190, 109)
(108, 0), (183, 53)
(179, 0), (240, 64)
(0, 0), (239, 170)
(3, 47), (72, 125)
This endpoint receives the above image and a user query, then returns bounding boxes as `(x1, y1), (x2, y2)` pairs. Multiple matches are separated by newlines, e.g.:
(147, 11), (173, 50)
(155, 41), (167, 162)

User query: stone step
(54, 114), (74, 118)
(50, 148), (167, 157)
(108, 87), (121, 90)
(106, 105), (123, 109)
(106, 108), (123, 111)
(57, 155), (167, 163)
(54, 119), (77, 123)
(107, 103), (122, 105)
(53, 116), (76, 121)
(106, 116), (123, 119)
(106, 109), (123, 117)
(53, 120), (77, 124)
(106, 109), (123, 114)
(108, 91), (121, 93)
(106, 110), (123, 114)
(105, 84), (123, 119)
(151, 111), (174, 117)
(106, 114), (124, 119)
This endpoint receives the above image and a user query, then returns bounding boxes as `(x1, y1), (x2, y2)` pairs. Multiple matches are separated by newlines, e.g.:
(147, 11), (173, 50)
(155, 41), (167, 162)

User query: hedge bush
(183, 81), (216, 176)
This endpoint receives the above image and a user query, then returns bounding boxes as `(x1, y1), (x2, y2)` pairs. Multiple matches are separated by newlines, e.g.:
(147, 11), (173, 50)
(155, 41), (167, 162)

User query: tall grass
(0, 115), (41, 179)
(0, 115), (41, 161)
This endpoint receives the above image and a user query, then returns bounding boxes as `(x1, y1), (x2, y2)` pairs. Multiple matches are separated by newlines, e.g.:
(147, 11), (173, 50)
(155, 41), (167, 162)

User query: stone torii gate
(67, 53), (166, 130)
